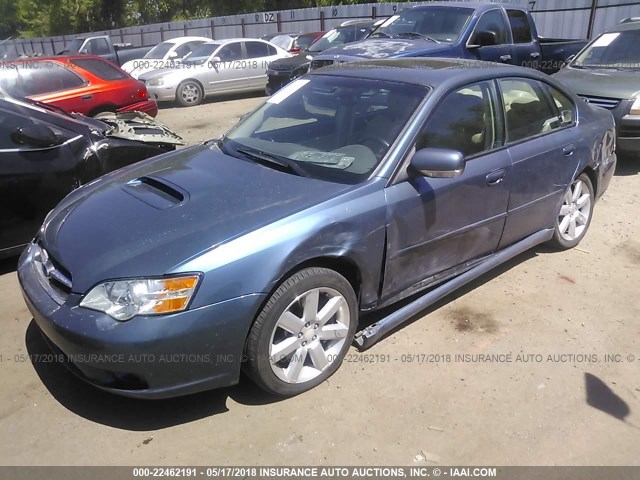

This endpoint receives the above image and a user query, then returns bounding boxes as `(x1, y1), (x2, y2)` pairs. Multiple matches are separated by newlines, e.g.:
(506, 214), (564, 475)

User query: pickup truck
(310, 3), (588, 75)
(58, 35), (153, 66)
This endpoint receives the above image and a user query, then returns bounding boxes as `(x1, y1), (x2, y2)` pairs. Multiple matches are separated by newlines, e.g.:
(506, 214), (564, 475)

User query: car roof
(203, 38), (269, 45)
(606, 20), (640, 32)
(309, 58), (549, 88)
(163, 36), (211, 44)
(406, 2), (525, 12)
(4, 54), (110, 63)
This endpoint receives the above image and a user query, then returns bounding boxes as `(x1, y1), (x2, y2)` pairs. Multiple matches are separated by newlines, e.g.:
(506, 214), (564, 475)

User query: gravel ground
(0, 93), (638, 466)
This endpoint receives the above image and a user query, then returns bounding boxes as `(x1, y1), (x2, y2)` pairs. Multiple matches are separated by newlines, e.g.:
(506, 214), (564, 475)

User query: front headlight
(147, 77), (165, 86)
(80, 274), (200, 321)
(630, 97), (640, 115)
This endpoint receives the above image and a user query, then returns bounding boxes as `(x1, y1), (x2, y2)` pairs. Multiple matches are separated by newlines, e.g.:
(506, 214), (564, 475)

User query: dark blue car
(19, 59), (616, 398)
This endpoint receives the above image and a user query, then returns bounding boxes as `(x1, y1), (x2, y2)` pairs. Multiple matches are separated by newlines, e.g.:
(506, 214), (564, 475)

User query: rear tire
(547, 173), (594, 250)
(176, 80), (203, 107)
(244, 267), (357, 396)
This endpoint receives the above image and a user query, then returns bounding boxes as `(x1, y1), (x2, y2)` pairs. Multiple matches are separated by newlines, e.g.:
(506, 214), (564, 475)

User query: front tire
(244, 267), (357, 396)
(547, 173), (594, 250)
(176, 80), (203, 107)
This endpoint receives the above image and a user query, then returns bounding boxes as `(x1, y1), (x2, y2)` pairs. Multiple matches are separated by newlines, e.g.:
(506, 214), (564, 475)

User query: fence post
(277, 12), (282, 32)
(210, 19), (215, 39)
(119, 28), (124, 43)
(50, 38), (55, 54)
(183, 22), (188, 36)
(241, 17), (246, 37)
(160, 26), (164, 41)
(372, 6), (376, 19)
(587, 0), (598, 39)
(320, 10), (325, 31)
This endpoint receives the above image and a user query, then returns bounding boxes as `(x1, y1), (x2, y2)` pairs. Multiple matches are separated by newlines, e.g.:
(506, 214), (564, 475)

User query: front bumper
(117, 99), (158, 118)
(266, 72), (292, 95)
(146, 84), (179, 103)
(617, 114), (640, 154)
(18, 244), (266, 399)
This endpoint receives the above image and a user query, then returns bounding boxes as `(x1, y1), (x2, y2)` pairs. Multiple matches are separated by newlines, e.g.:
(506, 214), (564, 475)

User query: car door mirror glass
(11, 124), (61, 148)
(410, 148), (465, 178)
(469, 30), (497, 48)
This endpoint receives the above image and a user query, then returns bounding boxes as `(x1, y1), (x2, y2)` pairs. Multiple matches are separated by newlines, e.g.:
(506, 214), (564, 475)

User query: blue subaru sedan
(19, 59), (616, 398)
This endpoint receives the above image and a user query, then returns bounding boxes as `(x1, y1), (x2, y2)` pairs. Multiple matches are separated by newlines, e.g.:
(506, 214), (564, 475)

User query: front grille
(32, 244), (72, 305)
(579, 95), (620, 110)
(310, 59), (334, 70)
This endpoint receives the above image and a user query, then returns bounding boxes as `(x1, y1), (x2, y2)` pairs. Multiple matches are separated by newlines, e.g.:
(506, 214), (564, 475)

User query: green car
(554, 18), (640, 155)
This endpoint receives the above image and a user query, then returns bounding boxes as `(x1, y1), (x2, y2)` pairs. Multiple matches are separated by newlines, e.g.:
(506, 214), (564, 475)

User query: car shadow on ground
(158, 90), (267, 110)
(25, 321), (282, 431)
(0, 257), (18, 276)
(615, 154), (640, 176)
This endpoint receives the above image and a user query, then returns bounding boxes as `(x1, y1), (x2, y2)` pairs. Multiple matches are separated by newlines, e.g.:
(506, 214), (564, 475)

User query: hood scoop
(122, 176), (188, 209)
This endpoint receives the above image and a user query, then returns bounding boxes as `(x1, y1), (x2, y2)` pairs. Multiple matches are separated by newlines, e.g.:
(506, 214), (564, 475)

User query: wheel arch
(88, 104), (117, 117)
(579, 165), (598, 197)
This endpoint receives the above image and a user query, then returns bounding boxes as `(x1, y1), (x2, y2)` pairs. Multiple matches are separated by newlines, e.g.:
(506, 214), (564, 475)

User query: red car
(0, 55), (157, 117)
(289, 31), (325, 55)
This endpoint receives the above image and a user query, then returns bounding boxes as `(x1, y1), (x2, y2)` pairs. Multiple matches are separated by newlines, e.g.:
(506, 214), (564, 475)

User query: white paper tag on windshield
(592, 32), (620, 48)
(267, 79), (310, 105)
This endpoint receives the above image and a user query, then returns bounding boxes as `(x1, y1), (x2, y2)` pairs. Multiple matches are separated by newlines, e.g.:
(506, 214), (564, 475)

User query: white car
(141, 38), (290, 107)
(121, 36), (211, 79)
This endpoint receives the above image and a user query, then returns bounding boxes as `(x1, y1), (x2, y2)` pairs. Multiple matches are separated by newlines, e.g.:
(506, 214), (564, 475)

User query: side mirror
(468, 30), (497, 48)
(11, 124), (61, 148)
(565, 54), (576, 64)
(211, 56), (221, 63)
(410, 148), (465, 178)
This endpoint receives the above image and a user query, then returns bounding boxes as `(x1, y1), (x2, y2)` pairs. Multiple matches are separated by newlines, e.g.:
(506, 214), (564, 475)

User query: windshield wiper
(235, 147), (309, 177)
(370, 31), (392, 38)
(396, 32), (440, 43)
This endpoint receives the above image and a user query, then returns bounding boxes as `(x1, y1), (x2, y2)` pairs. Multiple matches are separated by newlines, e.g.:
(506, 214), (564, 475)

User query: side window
(417, 81), (497, 158)
(473, 10), (509, 45)
(507, 10), (533, 44)
(546, 84), (576, 126)
(499, 78), (564, 143)
(245, 41), (269, 59)
(87, 38), (111, 55)
(174, 41), (204, 58)
(217, 42), (243, 62)
(70, 58), (127, 80)
(267, 44), (277, 56)
(21, 62), (85, 95)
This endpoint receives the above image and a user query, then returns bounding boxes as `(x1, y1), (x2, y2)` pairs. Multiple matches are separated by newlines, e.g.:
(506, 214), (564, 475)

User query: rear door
(497, 77), (580, 247)
(382, 81), (512, 303)
(0, 104), (84, 254)
(82, 37), (117, 64)
(506, 9), (541, 69)
(244, 41), (281, 89)
(468, 8), (513, 65)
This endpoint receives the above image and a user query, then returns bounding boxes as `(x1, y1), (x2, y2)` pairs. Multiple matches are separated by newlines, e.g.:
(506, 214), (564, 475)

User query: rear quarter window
(70, 58), (128, 81)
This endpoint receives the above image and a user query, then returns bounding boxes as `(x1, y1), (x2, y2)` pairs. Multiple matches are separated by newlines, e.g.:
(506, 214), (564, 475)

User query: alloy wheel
(558, 178), (592, 241)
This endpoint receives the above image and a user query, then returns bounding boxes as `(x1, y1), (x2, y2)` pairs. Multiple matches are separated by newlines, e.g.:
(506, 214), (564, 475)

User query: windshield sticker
(267, 79), (310, 104)
(380, 15), (399, 28)
(592, 32), (620, 47)
(289, 151), (355, 169)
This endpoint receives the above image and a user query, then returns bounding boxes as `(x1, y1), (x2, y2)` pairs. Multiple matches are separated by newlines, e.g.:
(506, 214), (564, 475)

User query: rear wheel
(244, 267), (357, 396)
(547, 173), (594, 250)
(176, 80), (203, 107)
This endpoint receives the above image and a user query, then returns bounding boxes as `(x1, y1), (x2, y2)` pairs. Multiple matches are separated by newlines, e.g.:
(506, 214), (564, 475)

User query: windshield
(294, 33), (319, 50)
(371, 6), (474, 43)
(185, 43), (220, 64)
(222, 76), (427, 184)
(144, 41), (174, 60)
(572, 30), (640, 70)
(308, 25), (372, 52)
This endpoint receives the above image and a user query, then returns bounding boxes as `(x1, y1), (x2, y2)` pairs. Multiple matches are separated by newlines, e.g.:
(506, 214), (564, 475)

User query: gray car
(554, 19), (640, 155)
(140, 38), (290, 107)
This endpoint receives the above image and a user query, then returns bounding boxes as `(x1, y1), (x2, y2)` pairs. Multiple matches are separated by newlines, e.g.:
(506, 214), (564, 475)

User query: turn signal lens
(80, 274), (200, 321)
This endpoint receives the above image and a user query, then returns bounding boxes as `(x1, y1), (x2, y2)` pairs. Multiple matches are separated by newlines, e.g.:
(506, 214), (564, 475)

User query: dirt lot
(0, 94), (639, 467)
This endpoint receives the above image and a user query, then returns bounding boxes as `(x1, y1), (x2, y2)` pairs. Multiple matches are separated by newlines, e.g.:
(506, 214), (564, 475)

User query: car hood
(269, 51), (318, 71)
(553, 66), (640, 99)
(40, 143), (351, 292)
(316, 38), (451, 61)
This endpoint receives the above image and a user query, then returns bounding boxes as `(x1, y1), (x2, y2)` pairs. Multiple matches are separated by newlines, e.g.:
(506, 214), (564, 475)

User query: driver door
(381, 81), (512, 302)
(468, 8), (514, 65)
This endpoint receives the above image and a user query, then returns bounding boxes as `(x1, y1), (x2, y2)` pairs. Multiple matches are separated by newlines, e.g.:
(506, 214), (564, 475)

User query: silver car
(140, 38), (290, 107)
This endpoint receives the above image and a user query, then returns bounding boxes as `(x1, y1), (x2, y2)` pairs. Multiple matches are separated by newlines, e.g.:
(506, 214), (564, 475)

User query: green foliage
(2, 0), (405, 38)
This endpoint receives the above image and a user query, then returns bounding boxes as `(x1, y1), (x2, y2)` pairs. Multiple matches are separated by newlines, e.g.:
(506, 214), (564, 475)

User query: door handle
(563, 144), (575, 156)
(530, 52), (541, 59)
(81, 94), (93, 100)
(486, 169), (506, 186)
(499, 54), (512, 63)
